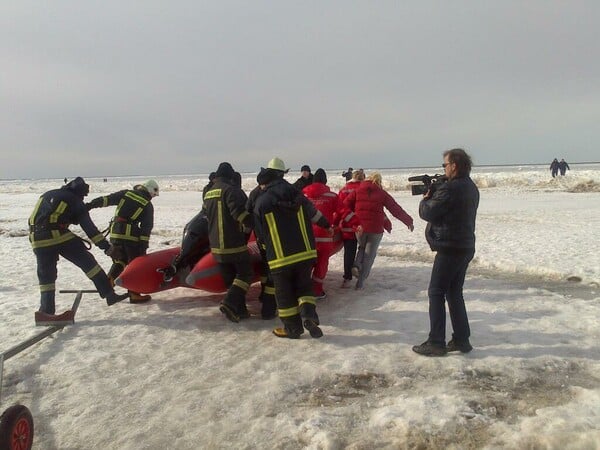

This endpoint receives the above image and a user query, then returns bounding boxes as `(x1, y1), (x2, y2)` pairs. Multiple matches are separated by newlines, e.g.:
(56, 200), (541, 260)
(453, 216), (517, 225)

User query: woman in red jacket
(344, 172), (414, 289)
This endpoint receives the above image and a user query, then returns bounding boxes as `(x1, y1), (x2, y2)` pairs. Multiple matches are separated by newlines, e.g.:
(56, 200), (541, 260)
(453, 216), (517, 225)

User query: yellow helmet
(267, 157), (289, 173)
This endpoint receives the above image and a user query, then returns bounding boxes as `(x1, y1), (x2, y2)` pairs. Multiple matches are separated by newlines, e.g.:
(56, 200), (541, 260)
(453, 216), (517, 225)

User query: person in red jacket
(302, 168), (343, 299)
(338, 169), (365, 287)
(344, 172), (414, 289)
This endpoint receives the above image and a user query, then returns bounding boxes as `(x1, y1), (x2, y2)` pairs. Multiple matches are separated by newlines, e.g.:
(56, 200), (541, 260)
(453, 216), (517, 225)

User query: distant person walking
(558, 158), (570, 176)
(412, 148), (479, 357)
(550, 158), (559, 178)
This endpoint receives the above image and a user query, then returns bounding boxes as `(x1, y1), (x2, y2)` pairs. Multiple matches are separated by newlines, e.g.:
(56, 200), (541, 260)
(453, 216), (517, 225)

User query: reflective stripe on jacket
(29, 188), (108, 250)
(254, 179), (329, 271)
(87, 188), (154, 244)
(203, 178), (250, 258)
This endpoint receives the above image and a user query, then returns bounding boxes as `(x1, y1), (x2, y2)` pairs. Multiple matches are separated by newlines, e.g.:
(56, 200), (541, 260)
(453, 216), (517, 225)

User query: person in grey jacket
(412, 148), (479, 356)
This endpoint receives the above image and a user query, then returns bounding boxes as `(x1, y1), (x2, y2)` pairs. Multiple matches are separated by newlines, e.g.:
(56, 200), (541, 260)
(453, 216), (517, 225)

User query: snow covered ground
(1, 163), (599, 449)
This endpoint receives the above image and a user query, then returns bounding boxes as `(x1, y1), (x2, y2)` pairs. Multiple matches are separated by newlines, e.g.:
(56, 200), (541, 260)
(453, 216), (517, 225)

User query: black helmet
(64, 177), (90, 198)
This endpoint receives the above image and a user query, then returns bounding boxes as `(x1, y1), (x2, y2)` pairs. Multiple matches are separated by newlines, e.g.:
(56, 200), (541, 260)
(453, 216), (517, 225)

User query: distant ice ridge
(1, 163), (598, 194)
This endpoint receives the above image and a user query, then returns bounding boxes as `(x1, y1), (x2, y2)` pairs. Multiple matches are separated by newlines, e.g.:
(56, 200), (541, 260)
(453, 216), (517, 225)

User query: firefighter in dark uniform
(203, 162), (253, 323)
(245, 162), (286, 320)
(29, 177), (129, 324)
(86, 179), (159, 303)
(253, 158), (333, 339)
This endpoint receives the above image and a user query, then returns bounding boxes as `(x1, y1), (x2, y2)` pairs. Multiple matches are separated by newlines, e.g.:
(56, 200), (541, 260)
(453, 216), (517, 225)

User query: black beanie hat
(301, 165), (311, 172)
(215, 162), (235, 180)
(257, 168), (282, 185)
(313, 168), (327, 184)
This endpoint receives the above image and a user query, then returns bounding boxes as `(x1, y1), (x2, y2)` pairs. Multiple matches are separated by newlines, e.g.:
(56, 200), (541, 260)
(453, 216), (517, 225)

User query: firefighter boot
(272, 314), (304, 339)
(129, 291), (152, 304)
(106, 291), (130, 306)
(35, 309), (75, 327)
(259, 292), (277, 320)
(300, 301), (323, 339)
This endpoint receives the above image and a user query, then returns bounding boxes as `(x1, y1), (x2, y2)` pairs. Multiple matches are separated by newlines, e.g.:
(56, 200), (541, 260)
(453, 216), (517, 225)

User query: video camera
(408, 174), (447, 196)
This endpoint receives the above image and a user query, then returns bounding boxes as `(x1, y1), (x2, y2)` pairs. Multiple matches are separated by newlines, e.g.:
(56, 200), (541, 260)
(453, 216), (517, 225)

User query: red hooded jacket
(344, 180), (413, 234)
(303, 182), (343, 239)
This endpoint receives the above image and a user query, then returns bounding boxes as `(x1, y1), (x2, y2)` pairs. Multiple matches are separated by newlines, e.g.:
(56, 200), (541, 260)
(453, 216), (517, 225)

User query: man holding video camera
(412, 148), (479, 357)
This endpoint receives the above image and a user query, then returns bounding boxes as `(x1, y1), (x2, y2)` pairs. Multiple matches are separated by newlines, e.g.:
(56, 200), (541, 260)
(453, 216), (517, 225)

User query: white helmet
(143, 179), (159, 197)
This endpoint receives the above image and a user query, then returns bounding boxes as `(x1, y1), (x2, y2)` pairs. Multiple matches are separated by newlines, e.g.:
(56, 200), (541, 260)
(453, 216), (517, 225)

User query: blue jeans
(355, 232), (383, 286)
(427, 248), (475, 345)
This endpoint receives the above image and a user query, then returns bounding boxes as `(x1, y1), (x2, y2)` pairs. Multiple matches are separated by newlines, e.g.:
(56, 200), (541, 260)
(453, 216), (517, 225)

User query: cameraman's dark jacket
(419, 176), (479, 251)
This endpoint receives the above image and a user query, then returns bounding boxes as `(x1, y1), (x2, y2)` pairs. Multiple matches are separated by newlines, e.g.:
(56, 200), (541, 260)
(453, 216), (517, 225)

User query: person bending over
(29, 177), (128, 325)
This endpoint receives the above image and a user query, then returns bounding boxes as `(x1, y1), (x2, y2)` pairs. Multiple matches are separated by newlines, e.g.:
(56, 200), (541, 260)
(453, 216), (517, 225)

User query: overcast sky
(1, 1), (599, 179)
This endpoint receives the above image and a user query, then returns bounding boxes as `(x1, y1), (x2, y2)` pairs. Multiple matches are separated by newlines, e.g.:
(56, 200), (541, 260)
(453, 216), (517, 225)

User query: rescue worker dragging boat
(86, 179), (159, 303)
(253, 158), (333, 339)
(29, 177), (129, 325)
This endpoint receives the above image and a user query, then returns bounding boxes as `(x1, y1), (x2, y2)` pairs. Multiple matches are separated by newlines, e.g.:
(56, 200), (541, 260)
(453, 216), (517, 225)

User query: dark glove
(85, 202), (93, 211)
(104, 244), (118, 258)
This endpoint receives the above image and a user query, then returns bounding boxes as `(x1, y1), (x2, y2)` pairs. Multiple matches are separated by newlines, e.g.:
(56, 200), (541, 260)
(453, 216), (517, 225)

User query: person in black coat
(203, 162), (254, 323)
(412, 149), (479, 356)
(29, 177), (128, 324)
(558, 159), (570, 176)
(293, 164), (313, 190)
(253, 158), (332, 339)
(550, 158), (560, 178)
(86, 180), (159, 303)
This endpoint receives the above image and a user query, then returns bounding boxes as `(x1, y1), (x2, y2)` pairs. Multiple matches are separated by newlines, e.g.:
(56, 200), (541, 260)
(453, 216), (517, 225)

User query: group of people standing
(549, 158), (570, 177)
(30, 148), (479, 356)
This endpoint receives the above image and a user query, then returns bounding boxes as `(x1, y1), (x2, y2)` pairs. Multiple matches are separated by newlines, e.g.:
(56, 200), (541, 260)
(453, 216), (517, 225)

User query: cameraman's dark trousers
(427, 248), (475, 345)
